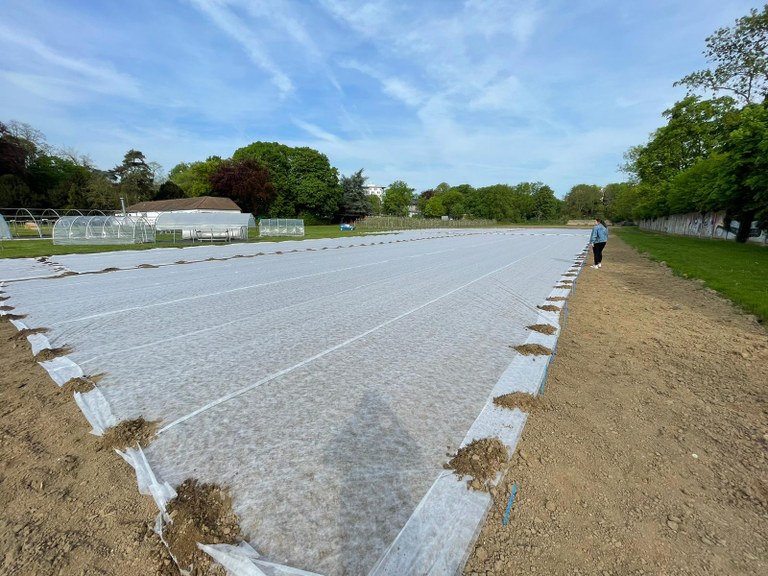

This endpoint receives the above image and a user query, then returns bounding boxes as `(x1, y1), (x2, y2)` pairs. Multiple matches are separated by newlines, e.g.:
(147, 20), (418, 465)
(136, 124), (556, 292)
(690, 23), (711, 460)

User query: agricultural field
(1, 228), (589, 575)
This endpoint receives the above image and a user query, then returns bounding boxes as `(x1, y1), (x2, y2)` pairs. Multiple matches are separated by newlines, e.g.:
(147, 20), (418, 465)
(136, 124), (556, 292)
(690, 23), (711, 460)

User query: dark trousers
(593, 242), (606, 265)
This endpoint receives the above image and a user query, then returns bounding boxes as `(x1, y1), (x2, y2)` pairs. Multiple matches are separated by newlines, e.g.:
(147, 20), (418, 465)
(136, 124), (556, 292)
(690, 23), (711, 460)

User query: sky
(0, 0), (761, 198)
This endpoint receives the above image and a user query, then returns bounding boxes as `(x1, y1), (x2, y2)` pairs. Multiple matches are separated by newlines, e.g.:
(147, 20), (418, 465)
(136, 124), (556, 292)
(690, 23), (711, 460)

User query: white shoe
(590, 265), (598, 269)
(597, 263), (602, 268)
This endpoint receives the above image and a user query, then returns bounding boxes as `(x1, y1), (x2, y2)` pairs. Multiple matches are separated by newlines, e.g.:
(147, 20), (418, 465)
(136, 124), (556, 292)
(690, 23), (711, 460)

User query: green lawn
(614, 227), (768, 323)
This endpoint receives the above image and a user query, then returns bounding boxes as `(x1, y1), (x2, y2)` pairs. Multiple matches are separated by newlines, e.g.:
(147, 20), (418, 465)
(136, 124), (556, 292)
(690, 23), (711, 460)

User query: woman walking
(589, 218), (608, 269)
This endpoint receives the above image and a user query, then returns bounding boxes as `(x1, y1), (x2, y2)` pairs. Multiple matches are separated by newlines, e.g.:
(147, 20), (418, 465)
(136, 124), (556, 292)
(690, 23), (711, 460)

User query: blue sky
(0, 0), (760, 197)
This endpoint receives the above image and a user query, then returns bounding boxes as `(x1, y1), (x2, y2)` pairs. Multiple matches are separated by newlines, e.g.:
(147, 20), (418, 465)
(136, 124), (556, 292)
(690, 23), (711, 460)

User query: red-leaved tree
(208, 157), (275, 215)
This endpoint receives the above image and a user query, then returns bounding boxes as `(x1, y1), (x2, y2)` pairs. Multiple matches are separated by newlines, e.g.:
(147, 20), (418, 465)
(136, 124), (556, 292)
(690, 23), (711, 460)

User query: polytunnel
(52, 215), (155, 245)
(154, 211), (256, 241)
(0, 214), (11, 239)
(259, 218), (305, 237)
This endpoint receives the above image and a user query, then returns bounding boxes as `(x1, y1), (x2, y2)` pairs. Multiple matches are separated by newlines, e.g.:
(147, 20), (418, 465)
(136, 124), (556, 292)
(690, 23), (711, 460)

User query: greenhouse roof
(127, 196), (241, 213)
(154, 211), (256, 230)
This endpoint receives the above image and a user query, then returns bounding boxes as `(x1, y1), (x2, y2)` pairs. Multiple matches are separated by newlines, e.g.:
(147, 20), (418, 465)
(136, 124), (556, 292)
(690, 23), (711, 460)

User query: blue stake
(502, 483), (518, 525)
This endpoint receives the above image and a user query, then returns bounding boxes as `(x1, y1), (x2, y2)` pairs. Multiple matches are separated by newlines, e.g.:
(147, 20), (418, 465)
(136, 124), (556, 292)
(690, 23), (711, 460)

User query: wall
(639, 211), (767, 245)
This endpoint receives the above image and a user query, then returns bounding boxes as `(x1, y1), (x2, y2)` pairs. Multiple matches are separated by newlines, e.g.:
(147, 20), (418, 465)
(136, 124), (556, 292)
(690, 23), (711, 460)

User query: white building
(363, 184), (385, 198)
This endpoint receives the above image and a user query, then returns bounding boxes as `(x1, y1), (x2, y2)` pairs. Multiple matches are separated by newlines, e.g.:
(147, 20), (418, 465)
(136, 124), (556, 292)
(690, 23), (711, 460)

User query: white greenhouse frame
(154, 211), (256, 242)
(52, 215), (155, 245)
(258, 218), (305, 237)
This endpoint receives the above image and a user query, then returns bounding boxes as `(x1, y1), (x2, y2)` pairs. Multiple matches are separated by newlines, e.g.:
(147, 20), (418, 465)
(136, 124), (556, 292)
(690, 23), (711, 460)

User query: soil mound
(62, 377), (96, 393)
(445, 438), (509, 491)
(513, 344), (552, 356)
(494, 392), (551, 412)
(536, 304), (559, 312)
(9, 327), (49, 340)
(164, 479), (243, 574)
(527, 324), (556, 335)
(101, 418), (159, 450)
(34, 347), (71, 361)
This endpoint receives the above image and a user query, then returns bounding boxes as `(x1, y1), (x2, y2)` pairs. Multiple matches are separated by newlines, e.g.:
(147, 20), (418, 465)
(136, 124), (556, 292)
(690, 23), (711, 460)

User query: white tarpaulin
(0, 228), (588, 575)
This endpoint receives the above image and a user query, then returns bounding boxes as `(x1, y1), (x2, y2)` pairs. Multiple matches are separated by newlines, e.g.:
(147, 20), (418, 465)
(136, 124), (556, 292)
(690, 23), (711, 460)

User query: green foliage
(423, 194), (444, 218)
(169, 157), (222, 197)
(233, 142), (340, 219)
(615, 227), (768, 323)
(382, 180), (415, 217)
(603, 182), (640, 222)
(154, 180), (187, 201)
(339, 169), (372, 218)
(619, 6), (768, 236)
(720, 103), (768, 232)
(367, 194), (382, 215)
(0, 174), (32, 207)
(563, 184), (603, 218)
(675, 5), (768, 104)
(111, 149), (154, 206)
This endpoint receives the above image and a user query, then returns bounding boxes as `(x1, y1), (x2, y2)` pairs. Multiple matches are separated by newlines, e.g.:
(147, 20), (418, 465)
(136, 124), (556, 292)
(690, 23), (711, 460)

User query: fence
(354, 215), (496, 231)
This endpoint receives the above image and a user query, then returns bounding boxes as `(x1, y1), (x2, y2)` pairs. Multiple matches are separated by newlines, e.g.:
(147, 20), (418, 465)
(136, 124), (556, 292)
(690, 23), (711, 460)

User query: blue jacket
(590, 223), (608, 243)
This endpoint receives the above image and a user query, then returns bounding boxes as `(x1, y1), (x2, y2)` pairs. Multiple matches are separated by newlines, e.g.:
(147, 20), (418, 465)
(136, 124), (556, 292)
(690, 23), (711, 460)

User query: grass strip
(614, 227), (768, 323)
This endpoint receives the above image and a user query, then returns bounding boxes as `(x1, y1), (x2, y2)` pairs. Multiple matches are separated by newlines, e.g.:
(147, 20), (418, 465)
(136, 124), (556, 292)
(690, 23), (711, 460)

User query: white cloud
(0, 25), (141, 99)
(187, 0), (294, 96)
(292, 119), (340, 143)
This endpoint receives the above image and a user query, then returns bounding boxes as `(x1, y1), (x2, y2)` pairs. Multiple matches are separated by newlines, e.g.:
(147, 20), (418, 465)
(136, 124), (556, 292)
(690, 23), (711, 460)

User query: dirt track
(2, 235), (767, 575)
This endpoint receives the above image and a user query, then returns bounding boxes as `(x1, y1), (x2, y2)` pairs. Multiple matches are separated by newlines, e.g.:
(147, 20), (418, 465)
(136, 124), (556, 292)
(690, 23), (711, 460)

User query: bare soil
(465, 237), (768, 575)
(1, 235), (766, 575)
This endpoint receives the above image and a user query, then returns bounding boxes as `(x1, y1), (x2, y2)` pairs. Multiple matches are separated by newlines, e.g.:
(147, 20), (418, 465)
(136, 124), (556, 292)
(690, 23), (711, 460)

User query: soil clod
(494, 392), (551, 412)
(164, 479), (243, 574)
(528, 324), (557, 335)
(101, 418), (160, 450)
(444, 438), (509, 491)
(514, 344), (553, 356)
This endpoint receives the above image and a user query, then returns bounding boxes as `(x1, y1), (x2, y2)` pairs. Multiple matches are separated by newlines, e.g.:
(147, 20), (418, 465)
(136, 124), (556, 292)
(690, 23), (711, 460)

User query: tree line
(4, 6), (764, 231)
(613, 4), (768, 242)
(0, 125), (579, 224)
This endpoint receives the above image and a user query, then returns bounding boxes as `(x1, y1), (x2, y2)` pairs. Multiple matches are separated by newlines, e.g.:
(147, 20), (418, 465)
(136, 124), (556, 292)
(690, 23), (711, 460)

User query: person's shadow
(321, 390), (428, 575)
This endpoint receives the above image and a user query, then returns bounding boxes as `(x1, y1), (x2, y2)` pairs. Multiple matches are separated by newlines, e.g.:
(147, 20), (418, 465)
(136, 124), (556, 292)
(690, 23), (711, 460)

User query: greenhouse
(52, 215), (155, 245)
(0, 214), (11, 239)
(154, 211), (256, 241)
(259, 218), (305, 237)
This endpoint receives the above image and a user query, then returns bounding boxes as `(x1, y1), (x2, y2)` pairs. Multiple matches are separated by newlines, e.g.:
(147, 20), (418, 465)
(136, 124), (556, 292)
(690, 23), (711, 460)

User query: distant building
(125, 196), (241, 226)
(363, 184), (385, 198)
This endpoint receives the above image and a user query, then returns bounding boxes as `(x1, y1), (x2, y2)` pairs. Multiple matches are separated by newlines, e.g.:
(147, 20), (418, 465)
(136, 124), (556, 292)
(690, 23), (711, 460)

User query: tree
(86, 170), (119, 210)
(367, 194), (382, 215)
(0, 121), (41, 179)
(289, 147), (341, 221)
(603, 182), (640, 223)
(168, 158), (221, 197)
(233, 142), (340, 220)
(111, 149), (154, 205)
(530, 183), (561, 220)
(440, 188), (465, 219)
(208, 157), (274, 215)
(382, 180), (414, 217)
(718, 103), (768, 239)
(423, 195), (445, 218)
(416, 189), (435, 214)
(339, 169), (372, 219)
(154, 180), (187, 201)
(0, 174), (32, 207)
(27, 154), (91, 209)
(676, 5), (768, 105)
(563, 184), (604, 218)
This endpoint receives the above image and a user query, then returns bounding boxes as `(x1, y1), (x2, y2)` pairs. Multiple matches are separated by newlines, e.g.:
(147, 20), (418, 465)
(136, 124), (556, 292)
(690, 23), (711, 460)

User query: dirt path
(2, 235), (766, 575)
(465, 236), (768, 575)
